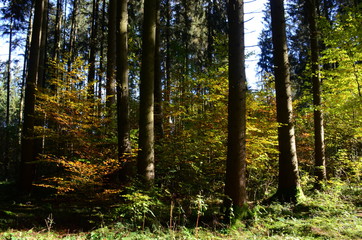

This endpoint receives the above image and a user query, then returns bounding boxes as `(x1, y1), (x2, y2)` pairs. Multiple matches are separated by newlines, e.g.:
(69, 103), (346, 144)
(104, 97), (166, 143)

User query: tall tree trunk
(53, 0), (63, 60)
(88, 0), (99, 99)
(98, 0), (106, 103)
(68, 0), (78, 69)
(107, 0), (117, 112)
(270, 0), (302, 202)
(138, 0), (157, 186)
(154, 0), (163, 139)
(307, 0), (326, 186)
(164, 0), (171, 117)
(19, 0), (48, 193)
(224, 0), (247, 210)
(117, 0), (131, 157)
(37, 0), (48, 89)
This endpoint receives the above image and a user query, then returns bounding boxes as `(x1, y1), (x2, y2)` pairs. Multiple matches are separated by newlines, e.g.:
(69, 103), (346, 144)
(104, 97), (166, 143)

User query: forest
(0, 0), (361, 239)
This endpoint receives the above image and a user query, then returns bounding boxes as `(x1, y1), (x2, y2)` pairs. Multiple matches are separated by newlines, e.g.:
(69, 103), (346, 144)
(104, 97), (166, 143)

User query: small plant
(121, 191), (159, 230)
(192, 193), (208, 237)
(45, 213), (55, 232)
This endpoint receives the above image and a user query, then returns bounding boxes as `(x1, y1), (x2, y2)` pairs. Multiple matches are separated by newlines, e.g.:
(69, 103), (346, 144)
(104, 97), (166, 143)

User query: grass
(0, 180), (361, 239)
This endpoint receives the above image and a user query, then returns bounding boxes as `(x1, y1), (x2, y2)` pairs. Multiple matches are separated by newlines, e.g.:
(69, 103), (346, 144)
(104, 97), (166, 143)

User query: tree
(224, 0), (247, 209)
(117, 0), (131, 157)
(270, 0), (302, 202)
(107, 0), (117, 111)
(137, 0), (157, 185)
(307, 0), (327, 186)
(19, 0), (48, 192)
(87, 0), (99, 100)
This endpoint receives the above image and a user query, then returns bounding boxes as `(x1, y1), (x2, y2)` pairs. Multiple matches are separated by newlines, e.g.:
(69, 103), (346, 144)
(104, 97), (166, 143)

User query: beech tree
(270, 0), (302, 202)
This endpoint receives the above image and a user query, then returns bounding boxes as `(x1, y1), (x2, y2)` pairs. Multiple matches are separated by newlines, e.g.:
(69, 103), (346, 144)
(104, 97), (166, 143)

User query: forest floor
(0, 180), (361, 239)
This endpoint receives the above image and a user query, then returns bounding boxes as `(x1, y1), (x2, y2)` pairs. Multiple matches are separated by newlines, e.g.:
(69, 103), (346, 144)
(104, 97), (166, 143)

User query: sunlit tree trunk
(270, 0), (302, 202)
(224, 0), (247, 210)
(19, 0), (48, 192)
(307, 0), (326, 186)
(138, 0), (157, 186)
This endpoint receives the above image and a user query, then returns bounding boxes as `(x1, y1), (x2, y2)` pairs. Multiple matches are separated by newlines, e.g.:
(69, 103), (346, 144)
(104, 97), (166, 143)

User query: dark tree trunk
(68, 0), (78, 69)
(106, 0), (117, 112)
(137, 0), (157, 186)
(117, 0), (131, 157)
(270, 0), (302, 202)
(53, 0), (63, 60)
(307, 0), (326, 186)
(37, 0), (48, 89)
(19, 0), (48, 193)
(87, 0), (99, 99)
(224, 0), (247, 209)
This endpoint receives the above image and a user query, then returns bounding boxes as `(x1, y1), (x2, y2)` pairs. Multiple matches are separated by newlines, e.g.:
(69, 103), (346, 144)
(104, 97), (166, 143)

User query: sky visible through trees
(0, 0), (266, 88)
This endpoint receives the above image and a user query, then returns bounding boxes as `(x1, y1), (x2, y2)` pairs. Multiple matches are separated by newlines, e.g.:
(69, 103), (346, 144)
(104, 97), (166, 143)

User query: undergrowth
(0, 180), (361, 239)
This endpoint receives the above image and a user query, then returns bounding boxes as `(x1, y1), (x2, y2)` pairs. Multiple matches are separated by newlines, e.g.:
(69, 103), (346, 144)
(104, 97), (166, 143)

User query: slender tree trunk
(19, 0), (48, 192)
(53, 0), (63, 60)
(98, 0), (106, 103)
(224, 0), (247, 210)
(107, 0), (117, 112)
(88, 0), (99, 99)
(117, 0), (131, 157)
(307, 0), (326, 186)
(68, 0), (78, 69)
(270, 0), (301, 202)
(164, 0), (171, 132)
(154, 0), (163, 139)
(138, 0), (157, 186)
(37, 0), (48, 89)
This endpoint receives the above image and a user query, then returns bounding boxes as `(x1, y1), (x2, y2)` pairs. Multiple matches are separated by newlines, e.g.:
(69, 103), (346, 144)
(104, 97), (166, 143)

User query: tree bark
(117, 0), (131, 157)
(270, 0), (301, 202)
(87, 0), (99, 99)
(137, 0), (157, 186)
(107, 0), (117, 111)
(68, 0), (78, 69)
(19, 0), (48, 193)
(224, 0), (247, 209)
(307, 0), (326, 186)
(53, 0), (63, 60)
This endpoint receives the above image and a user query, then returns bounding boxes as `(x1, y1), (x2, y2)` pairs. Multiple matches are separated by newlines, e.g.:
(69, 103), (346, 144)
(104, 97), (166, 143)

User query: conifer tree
(270, 0), (302, 202)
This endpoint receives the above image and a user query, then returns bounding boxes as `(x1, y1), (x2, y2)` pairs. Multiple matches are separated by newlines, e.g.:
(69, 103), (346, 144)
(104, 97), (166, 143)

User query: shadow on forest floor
(0, 181), (109, 232)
